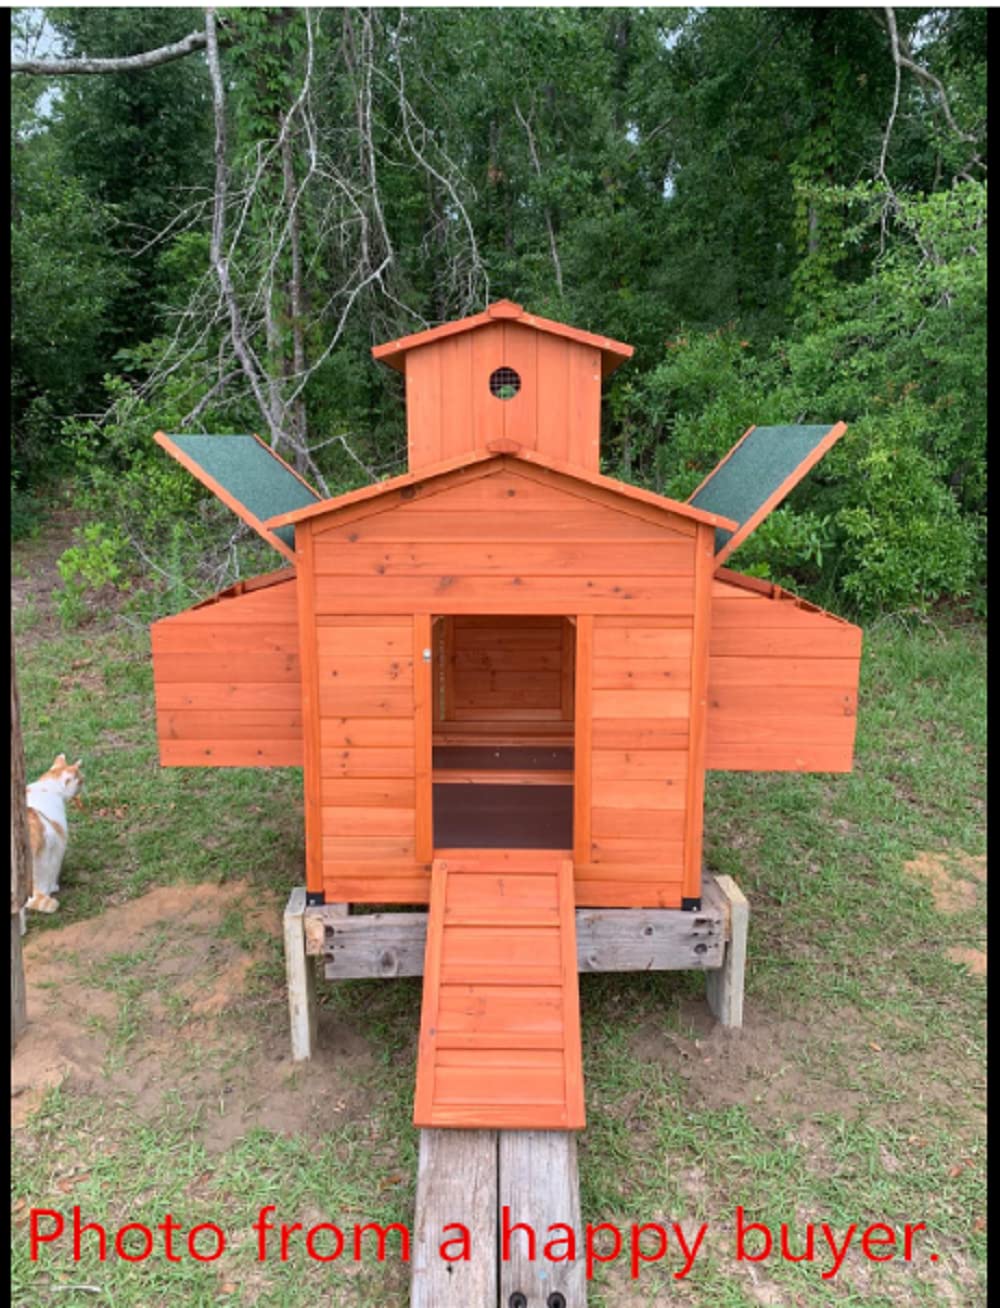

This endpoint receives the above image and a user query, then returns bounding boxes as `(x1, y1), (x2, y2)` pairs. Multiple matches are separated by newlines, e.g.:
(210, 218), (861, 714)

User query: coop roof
(372, 300), (635, 378)
(153, 432), (321, 560)
(264, 443), (738, 533)
(687, 422), (848, 566)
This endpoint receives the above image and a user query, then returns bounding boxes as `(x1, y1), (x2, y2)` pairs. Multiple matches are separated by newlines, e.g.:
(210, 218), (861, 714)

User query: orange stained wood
(681, 522), (716, 902)
(372, 299), (633, 377)
(264, 449), (737, 536)
(317, 613), (429, 904)
(582, 611), (694, 909)
(705, 571), (862, 773)
(439, 616), (574, 724)
(295, 521), (324, 897)
(295, 464), (708, 619)
(398, 319), (605, 474)
(151, 570), (303, 768)
(413, 851), (585, 1130)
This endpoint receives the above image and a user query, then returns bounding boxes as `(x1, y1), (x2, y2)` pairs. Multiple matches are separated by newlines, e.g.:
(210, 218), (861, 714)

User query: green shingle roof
(159, 433), (320, 551)
(689, 424), (844, 557)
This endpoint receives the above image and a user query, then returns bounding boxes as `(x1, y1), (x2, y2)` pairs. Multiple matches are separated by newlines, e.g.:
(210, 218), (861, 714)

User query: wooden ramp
(414, 851), (585, 1130)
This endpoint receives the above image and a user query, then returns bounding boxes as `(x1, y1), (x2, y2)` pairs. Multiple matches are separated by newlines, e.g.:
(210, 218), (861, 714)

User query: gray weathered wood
(317, 896), (726, 980)
(705, 874), (748, 1028)
(11, 634), (31, 1054)
(499, 1130), (586, 1308)
(411, 1129), (498, 1308)
(322, 911), (428, 978)
(576, 905), (722, 971)
(284, 888), (316, 1060)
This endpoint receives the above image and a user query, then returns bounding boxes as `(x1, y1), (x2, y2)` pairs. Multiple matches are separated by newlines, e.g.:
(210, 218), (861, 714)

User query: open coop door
(688, 422), (847, 567)
(153, 432), (321, 560)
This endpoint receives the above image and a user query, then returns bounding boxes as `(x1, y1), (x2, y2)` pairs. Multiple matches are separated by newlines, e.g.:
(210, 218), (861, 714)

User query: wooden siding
(308, 462), (702, 906)
(705, 575), (862, 771)
(152, 571), (302, 767)
(311, 464), (695, 616)
(405, 324), (602, 474)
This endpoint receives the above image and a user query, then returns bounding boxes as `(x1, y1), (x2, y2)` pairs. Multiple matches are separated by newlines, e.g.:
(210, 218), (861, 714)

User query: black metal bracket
(305, 889), (325, 907)
(681, 896), (702, 912)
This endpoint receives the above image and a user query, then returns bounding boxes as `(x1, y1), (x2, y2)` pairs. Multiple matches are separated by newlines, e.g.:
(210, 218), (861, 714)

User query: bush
(611, 183), (986, 618)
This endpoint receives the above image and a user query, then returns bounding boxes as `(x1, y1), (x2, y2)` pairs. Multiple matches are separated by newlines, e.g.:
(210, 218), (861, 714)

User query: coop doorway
(431, 615), (575, 850)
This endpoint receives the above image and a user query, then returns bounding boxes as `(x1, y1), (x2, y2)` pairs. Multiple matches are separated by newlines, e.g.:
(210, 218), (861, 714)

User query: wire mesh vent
(489, 367), (521, 400)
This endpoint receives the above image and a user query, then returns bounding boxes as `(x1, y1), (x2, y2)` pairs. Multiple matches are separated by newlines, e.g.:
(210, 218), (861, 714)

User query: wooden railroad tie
(411, 1128), (585, 1308)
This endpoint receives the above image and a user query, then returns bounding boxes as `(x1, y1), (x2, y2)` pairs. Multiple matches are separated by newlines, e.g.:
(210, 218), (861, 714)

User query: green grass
(11, 541), (985, 1306)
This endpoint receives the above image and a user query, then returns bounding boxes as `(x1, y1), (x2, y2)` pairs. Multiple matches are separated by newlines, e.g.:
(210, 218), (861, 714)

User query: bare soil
(903, 849), (987, 975)
(11, 881), (375, 1148)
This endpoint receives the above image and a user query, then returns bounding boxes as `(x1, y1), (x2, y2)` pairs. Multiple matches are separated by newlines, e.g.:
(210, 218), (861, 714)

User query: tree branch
(11, 29), (208, 76)
(514, 99), (564, 297)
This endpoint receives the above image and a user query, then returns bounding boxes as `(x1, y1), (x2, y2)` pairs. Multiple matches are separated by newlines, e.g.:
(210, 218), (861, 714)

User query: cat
(23, 753), (84, 918)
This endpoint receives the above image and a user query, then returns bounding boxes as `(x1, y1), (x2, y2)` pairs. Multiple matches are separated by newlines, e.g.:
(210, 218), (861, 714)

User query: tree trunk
(280, 122), (310, 471)
(11, 634), (31, 1054)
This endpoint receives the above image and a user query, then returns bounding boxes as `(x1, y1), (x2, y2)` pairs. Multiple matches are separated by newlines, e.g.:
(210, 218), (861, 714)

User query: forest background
(10, 6), (987, 621)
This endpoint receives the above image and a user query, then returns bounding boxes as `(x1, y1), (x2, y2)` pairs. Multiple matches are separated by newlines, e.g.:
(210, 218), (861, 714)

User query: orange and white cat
(24, 754), (84, 916)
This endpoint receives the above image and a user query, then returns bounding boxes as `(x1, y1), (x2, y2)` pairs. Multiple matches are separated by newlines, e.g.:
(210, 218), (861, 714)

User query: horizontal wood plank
(153, 652), (299, 683)
(158, 709), (303, 740)
(152, 623), (299, 654)
(321, 717), (415, 748)
(317, 896), (725, 977)
(314, 540), (696, 576)
(159, 739), (303, 767)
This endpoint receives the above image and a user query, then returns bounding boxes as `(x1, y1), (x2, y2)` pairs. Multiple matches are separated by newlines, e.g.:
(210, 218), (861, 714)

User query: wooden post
(284, 888), (317, 1061)
(11, 634), (32, 1055)
(285, 891), (348, 1058)
(705, 874), (748, 1028)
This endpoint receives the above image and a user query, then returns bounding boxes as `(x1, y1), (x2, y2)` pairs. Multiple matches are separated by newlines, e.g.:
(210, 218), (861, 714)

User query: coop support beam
(704, 874), (748, 1028)
(315, 899), (726, 978)
(411, 1129), (498, 1308)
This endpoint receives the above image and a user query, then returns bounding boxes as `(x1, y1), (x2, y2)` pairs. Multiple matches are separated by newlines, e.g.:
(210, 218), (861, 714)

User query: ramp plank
(414, 853), (585, 1129)
(410, 1129), (497, 1308)
(500, 1130), (587, 1308)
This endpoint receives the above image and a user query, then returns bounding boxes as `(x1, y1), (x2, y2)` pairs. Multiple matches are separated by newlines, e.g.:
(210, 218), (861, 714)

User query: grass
(10, 529), (986, 1307)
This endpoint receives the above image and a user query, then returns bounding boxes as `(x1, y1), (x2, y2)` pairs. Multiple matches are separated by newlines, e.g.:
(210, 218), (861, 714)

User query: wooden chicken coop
(150, 300), (861, 1303)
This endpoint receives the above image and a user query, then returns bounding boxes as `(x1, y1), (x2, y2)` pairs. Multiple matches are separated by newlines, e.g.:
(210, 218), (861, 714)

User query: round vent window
(489, 367), (521, 400)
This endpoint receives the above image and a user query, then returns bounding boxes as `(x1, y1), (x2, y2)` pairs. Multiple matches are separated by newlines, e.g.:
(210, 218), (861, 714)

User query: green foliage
(11, 121), (125, 487)
(616, 182), (986, 616)
(55, 521), (127, 628)
(10, 6), (986, 617)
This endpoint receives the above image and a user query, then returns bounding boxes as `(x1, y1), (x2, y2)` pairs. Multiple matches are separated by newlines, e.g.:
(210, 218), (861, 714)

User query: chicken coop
(150, 300), (861, 1143)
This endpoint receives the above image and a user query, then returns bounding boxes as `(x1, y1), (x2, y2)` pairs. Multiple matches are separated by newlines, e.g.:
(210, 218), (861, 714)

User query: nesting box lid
(153, 431), (321, 560)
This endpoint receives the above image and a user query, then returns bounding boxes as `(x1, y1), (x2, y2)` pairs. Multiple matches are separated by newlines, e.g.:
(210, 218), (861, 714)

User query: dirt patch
(947, 946), (987, 976)
(903, 850), (986, 915)
(630, 993), (983, 1141)
(12, 882), (377, 1147)
(11, 506), (80, 643)
(632, 1000), (866, 1125)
